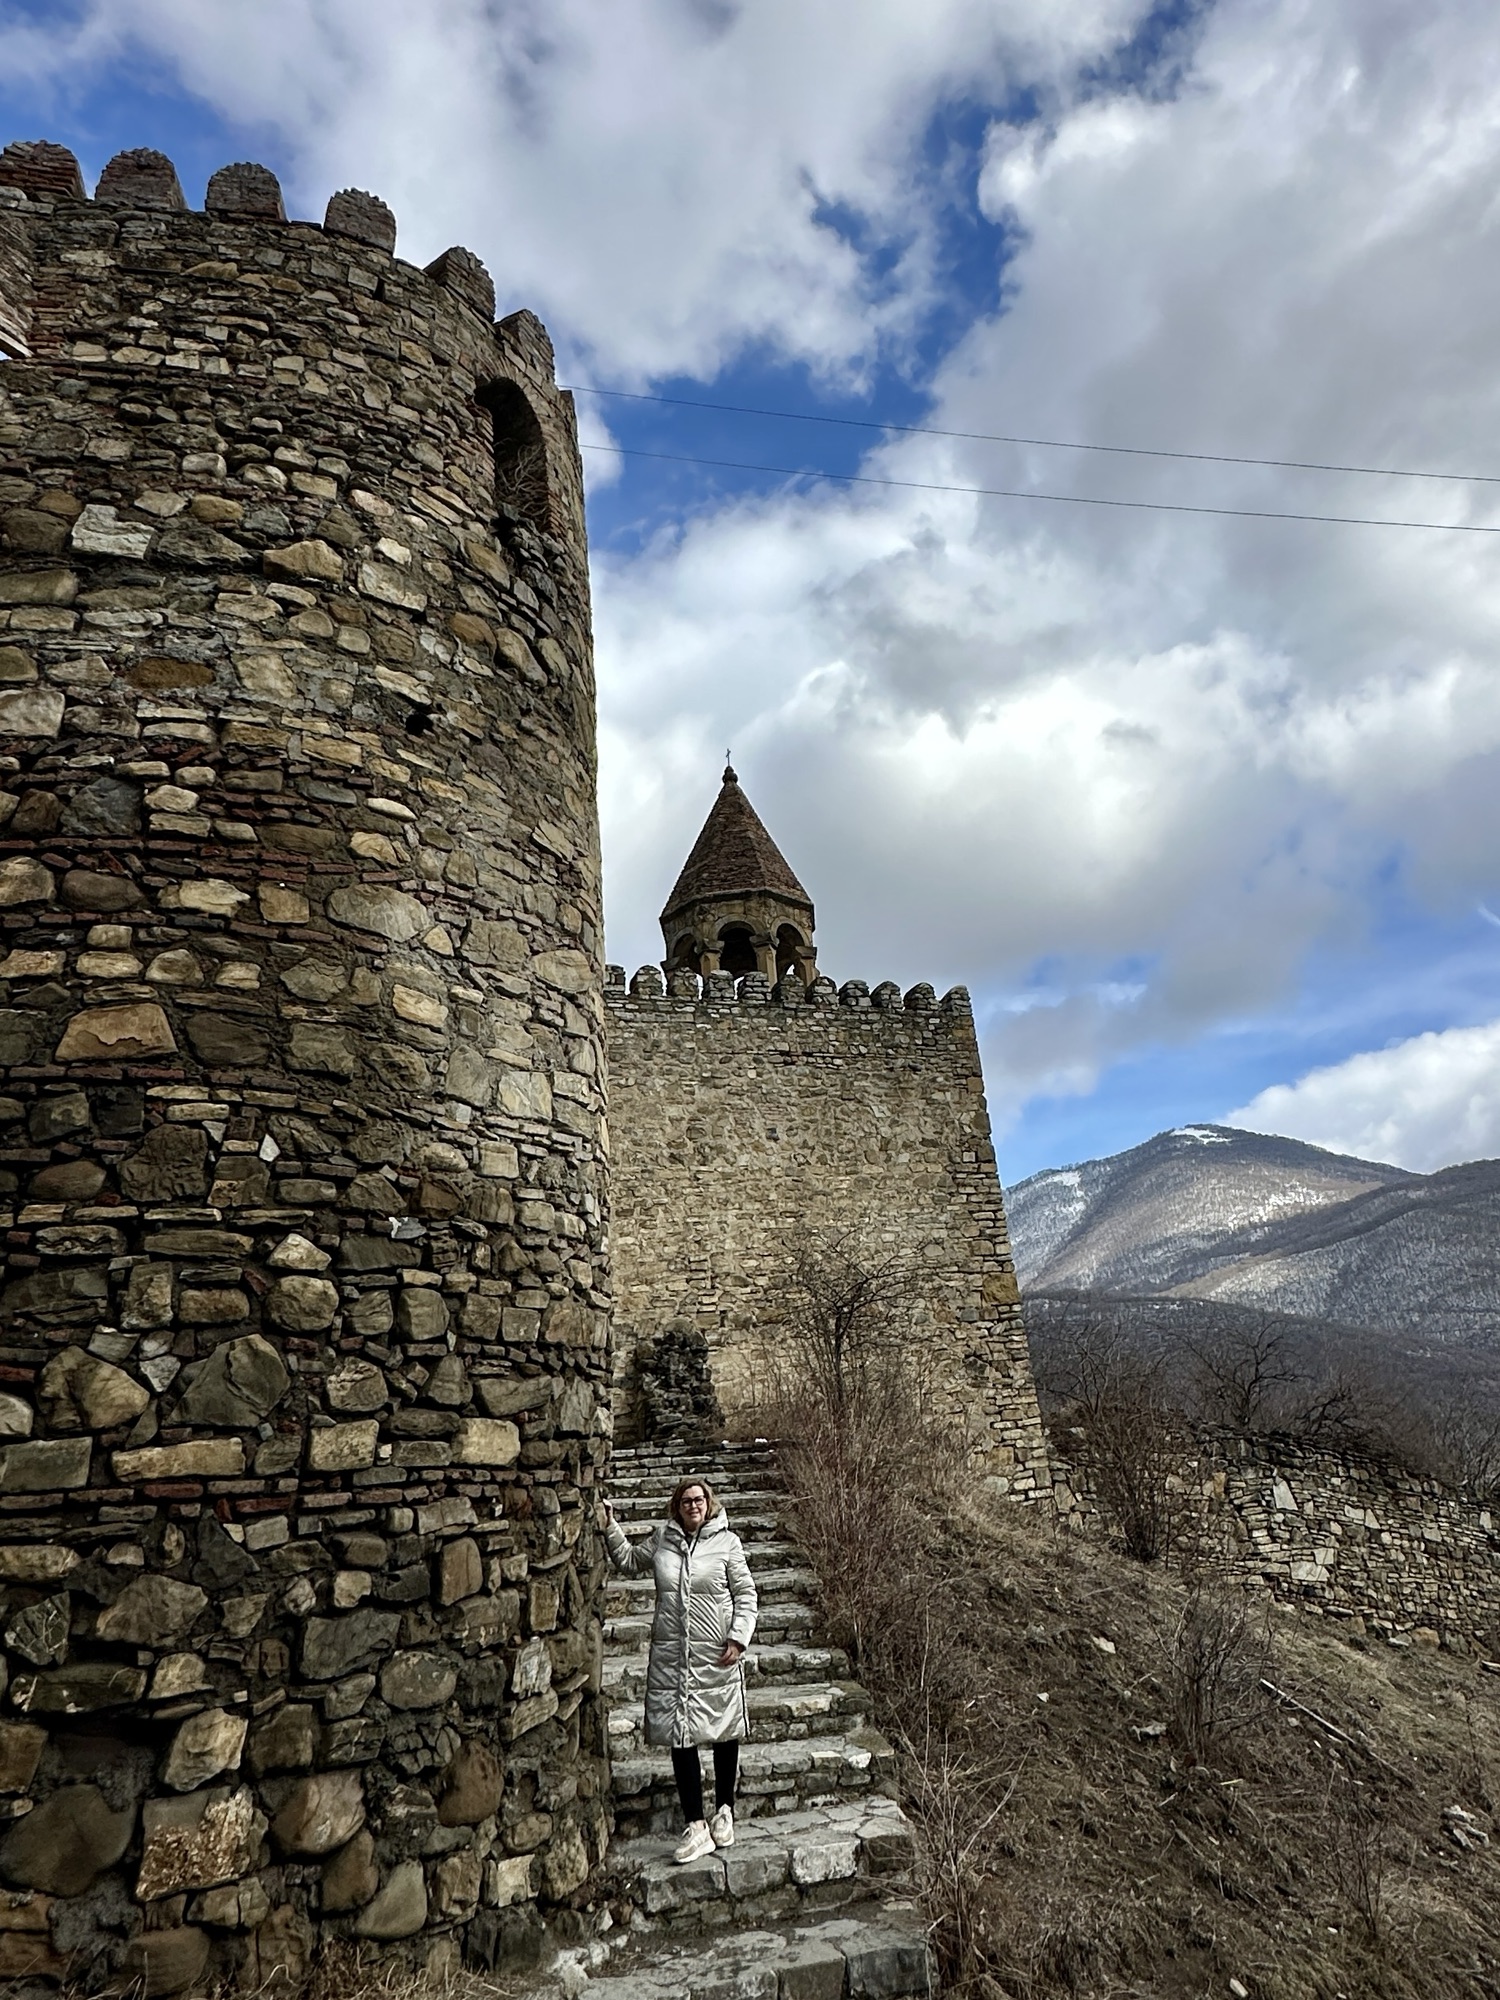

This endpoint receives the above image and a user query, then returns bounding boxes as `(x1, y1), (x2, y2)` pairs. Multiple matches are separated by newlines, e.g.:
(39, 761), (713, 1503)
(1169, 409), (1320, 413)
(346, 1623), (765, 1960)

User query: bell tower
(659, 766), (817, 983)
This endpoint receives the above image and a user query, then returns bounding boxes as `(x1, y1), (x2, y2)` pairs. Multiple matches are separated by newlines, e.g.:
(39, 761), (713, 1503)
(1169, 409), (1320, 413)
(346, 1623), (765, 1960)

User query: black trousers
(671, 1740), (739, 1823)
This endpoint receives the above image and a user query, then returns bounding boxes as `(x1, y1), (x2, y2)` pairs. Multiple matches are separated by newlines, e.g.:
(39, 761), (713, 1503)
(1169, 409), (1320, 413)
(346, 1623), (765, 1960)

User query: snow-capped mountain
(1005, 1125), (1500, 1341)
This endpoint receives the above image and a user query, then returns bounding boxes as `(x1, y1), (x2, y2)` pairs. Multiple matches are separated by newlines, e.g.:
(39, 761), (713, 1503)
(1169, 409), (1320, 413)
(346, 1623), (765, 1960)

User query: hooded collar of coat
(664, 1508), (732, 1551)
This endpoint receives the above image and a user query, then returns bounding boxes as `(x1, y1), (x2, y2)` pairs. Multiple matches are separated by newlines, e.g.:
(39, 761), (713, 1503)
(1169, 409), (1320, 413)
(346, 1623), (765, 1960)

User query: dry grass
(62, 1943), (550, 2000)
(770, 1383), (1500, 1999)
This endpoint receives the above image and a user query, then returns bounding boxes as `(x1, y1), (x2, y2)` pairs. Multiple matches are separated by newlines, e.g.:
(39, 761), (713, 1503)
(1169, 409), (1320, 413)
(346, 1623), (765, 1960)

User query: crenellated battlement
(605, 962), (973, 1015)
(0, 140), (490, 343)
(0, 139), (583, 555)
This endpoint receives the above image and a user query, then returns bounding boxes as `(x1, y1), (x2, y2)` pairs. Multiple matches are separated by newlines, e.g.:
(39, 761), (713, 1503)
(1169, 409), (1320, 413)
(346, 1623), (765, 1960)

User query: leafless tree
(771, 1226), (927, 1418)
(1178, 1307), (1383, 1449)
(1035, 1299), (1201, 1563)
(1180, 1309), (1309, 1432)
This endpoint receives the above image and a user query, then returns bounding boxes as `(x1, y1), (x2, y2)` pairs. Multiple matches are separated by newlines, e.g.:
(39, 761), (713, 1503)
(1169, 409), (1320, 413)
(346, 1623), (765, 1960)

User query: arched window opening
(666, 931), (697, 974)
(478, 378), (552, 530)
(718, 925), (757, 976)
(775, 925), (805, 981)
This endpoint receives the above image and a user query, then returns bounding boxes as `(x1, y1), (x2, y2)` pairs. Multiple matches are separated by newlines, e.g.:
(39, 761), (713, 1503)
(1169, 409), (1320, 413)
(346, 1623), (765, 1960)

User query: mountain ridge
(1007, 1124), (1500, 1342)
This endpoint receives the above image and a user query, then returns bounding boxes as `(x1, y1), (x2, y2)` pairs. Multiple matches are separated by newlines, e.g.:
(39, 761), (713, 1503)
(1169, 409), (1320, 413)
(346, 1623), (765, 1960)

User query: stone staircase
(561, 1440), (936, 1998)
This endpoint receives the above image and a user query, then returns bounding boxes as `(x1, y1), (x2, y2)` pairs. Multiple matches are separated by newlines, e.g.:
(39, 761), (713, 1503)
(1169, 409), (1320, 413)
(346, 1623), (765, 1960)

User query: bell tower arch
(659, 767), (818, 984)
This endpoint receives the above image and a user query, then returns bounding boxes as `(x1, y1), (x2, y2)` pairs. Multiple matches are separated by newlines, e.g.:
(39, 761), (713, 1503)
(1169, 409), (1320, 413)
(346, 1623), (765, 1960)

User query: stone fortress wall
(0, 141), (611, 1987)
(605, 964), (1051, 1494)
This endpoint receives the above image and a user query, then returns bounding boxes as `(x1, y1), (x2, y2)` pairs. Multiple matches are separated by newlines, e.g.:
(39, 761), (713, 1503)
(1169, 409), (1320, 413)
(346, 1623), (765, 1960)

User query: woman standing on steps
(602, 1475), (759, 1865)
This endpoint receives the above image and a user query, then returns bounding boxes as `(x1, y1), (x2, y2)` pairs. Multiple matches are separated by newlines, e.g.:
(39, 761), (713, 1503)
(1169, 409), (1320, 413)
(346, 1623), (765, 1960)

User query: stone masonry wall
(605, 965), (1049, 1493)
(1053, 1434), (1500, 1651)
(1216, 1439), (1500, 1651)
(0, 142), (610, 1989)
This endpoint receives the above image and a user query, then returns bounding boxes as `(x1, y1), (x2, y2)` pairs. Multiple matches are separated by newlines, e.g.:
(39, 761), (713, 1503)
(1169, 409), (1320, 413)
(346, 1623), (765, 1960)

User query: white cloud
(587, 0), (1500, 1133)
(1228, 1020), (1500, 1172)
(1, 0), (1149, 381)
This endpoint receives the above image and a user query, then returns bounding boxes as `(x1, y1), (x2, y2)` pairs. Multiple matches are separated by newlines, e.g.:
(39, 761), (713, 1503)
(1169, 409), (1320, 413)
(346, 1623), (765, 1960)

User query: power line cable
(566, 384), (1499, 487)
(580, 442), (1500, 534)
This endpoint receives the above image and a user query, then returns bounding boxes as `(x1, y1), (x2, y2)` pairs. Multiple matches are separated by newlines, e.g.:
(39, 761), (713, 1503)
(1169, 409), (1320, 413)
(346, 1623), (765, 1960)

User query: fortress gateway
(0, 141), (1042, 1987)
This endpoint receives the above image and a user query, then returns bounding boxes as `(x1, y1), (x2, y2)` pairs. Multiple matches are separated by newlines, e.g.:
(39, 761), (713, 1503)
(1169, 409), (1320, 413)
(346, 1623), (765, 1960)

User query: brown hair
(668, 1476), (719, 1526)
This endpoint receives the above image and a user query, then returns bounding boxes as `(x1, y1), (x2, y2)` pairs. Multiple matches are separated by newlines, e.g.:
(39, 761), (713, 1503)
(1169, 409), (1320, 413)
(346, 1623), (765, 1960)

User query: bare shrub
(770, 1225), (929, 1419)
(1324, 1766), (1389, 1945)
(1164, 1583), (1272, 1767)
(896, 1726), (1026, 1986)
(770, 1346), (967, 1714)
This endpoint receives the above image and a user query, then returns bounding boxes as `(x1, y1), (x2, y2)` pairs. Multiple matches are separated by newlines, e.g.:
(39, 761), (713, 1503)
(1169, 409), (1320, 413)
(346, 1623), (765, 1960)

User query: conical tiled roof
(661, 767), (812, 921)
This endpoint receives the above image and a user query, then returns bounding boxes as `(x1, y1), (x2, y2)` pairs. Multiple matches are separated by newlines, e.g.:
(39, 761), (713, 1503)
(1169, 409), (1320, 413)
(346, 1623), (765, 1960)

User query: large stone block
(172, 1334), (289, 1426)
(300, 1610), (401, 1679)
(452, 1417), (520, 1467)
(38, 1348), (149, 1431)
(162, 1708), (248, 1791)
(321, 1827), (379, 1910)
(55, 1001), (175, 1060)
(0, 1785), (132, 1895)
(437, 1740), (504, 1825)
(112, 1440), (246, 1482)
(355, 1859), (428, 1938)
(272, 1771), (365, 1857)
(95, 1575), (208, 1646)
(0, 1438), (90, 1492)
(137, 1787), (262, 1900)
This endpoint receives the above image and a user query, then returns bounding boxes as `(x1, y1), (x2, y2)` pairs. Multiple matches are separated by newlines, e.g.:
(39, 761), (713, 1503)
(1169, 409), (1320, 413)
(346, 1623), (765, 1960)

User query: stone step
(604, 1642), (852, 1697)
(607, 1680), (869, 1753)
(605, 1800), (917, 1931)
(572, 1901), (936, 1999)
(608, 1464), (784, 1486)
(610, 1728), (898, 1838)
(609, 1443), (779, 1465)
(609, 1449), (781, 1472)
(606, 1600), (819, 1651)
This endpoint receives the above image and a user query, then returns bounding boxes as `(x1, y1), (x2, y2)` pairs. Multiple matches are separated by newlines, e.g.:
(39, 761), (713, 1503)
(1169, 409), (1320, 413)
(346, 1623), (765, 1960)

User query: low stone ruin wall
(1054, 1432), (1500, 1651)
(1214, 1437), (1500, 1650)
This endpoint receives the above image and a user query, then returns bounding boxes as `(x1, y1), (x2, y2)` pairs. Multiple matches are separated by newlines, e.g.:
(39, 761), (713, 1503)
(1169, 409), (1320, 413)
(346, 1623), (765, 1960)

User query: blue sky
(8, 0), (1500, 1183)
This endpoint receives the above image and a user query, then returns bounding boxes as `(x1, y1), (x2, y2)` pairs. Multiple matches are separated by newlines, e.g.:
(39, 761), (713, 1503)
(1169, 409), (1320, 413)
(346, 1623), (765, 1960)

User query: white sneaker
(708, 1805), (735, 1848)
(673, 1821), (715, 1864)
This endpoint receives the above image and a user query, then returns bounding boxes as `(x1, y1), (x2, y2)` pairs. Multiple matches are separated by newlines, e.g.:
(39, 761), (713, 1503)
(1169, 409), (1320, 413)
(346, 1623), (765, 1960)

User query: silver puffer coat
(605, 1508), (759, 1748)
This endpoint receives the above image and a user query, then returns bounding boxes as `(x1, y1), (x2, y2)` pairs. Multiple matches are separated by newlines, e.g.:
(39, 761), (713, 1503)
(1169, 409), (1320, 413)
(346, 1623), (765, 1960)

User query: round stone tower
(0, 141), (609, 1987)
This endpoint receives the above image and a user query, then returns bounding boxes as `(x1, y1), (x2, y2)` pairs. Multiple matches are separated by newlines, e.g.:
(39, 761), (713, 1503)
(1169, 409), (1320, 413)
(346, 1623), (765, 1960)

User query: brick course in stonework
(605, 965), (1051, 1492)
(0, 140), (610, 1985)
